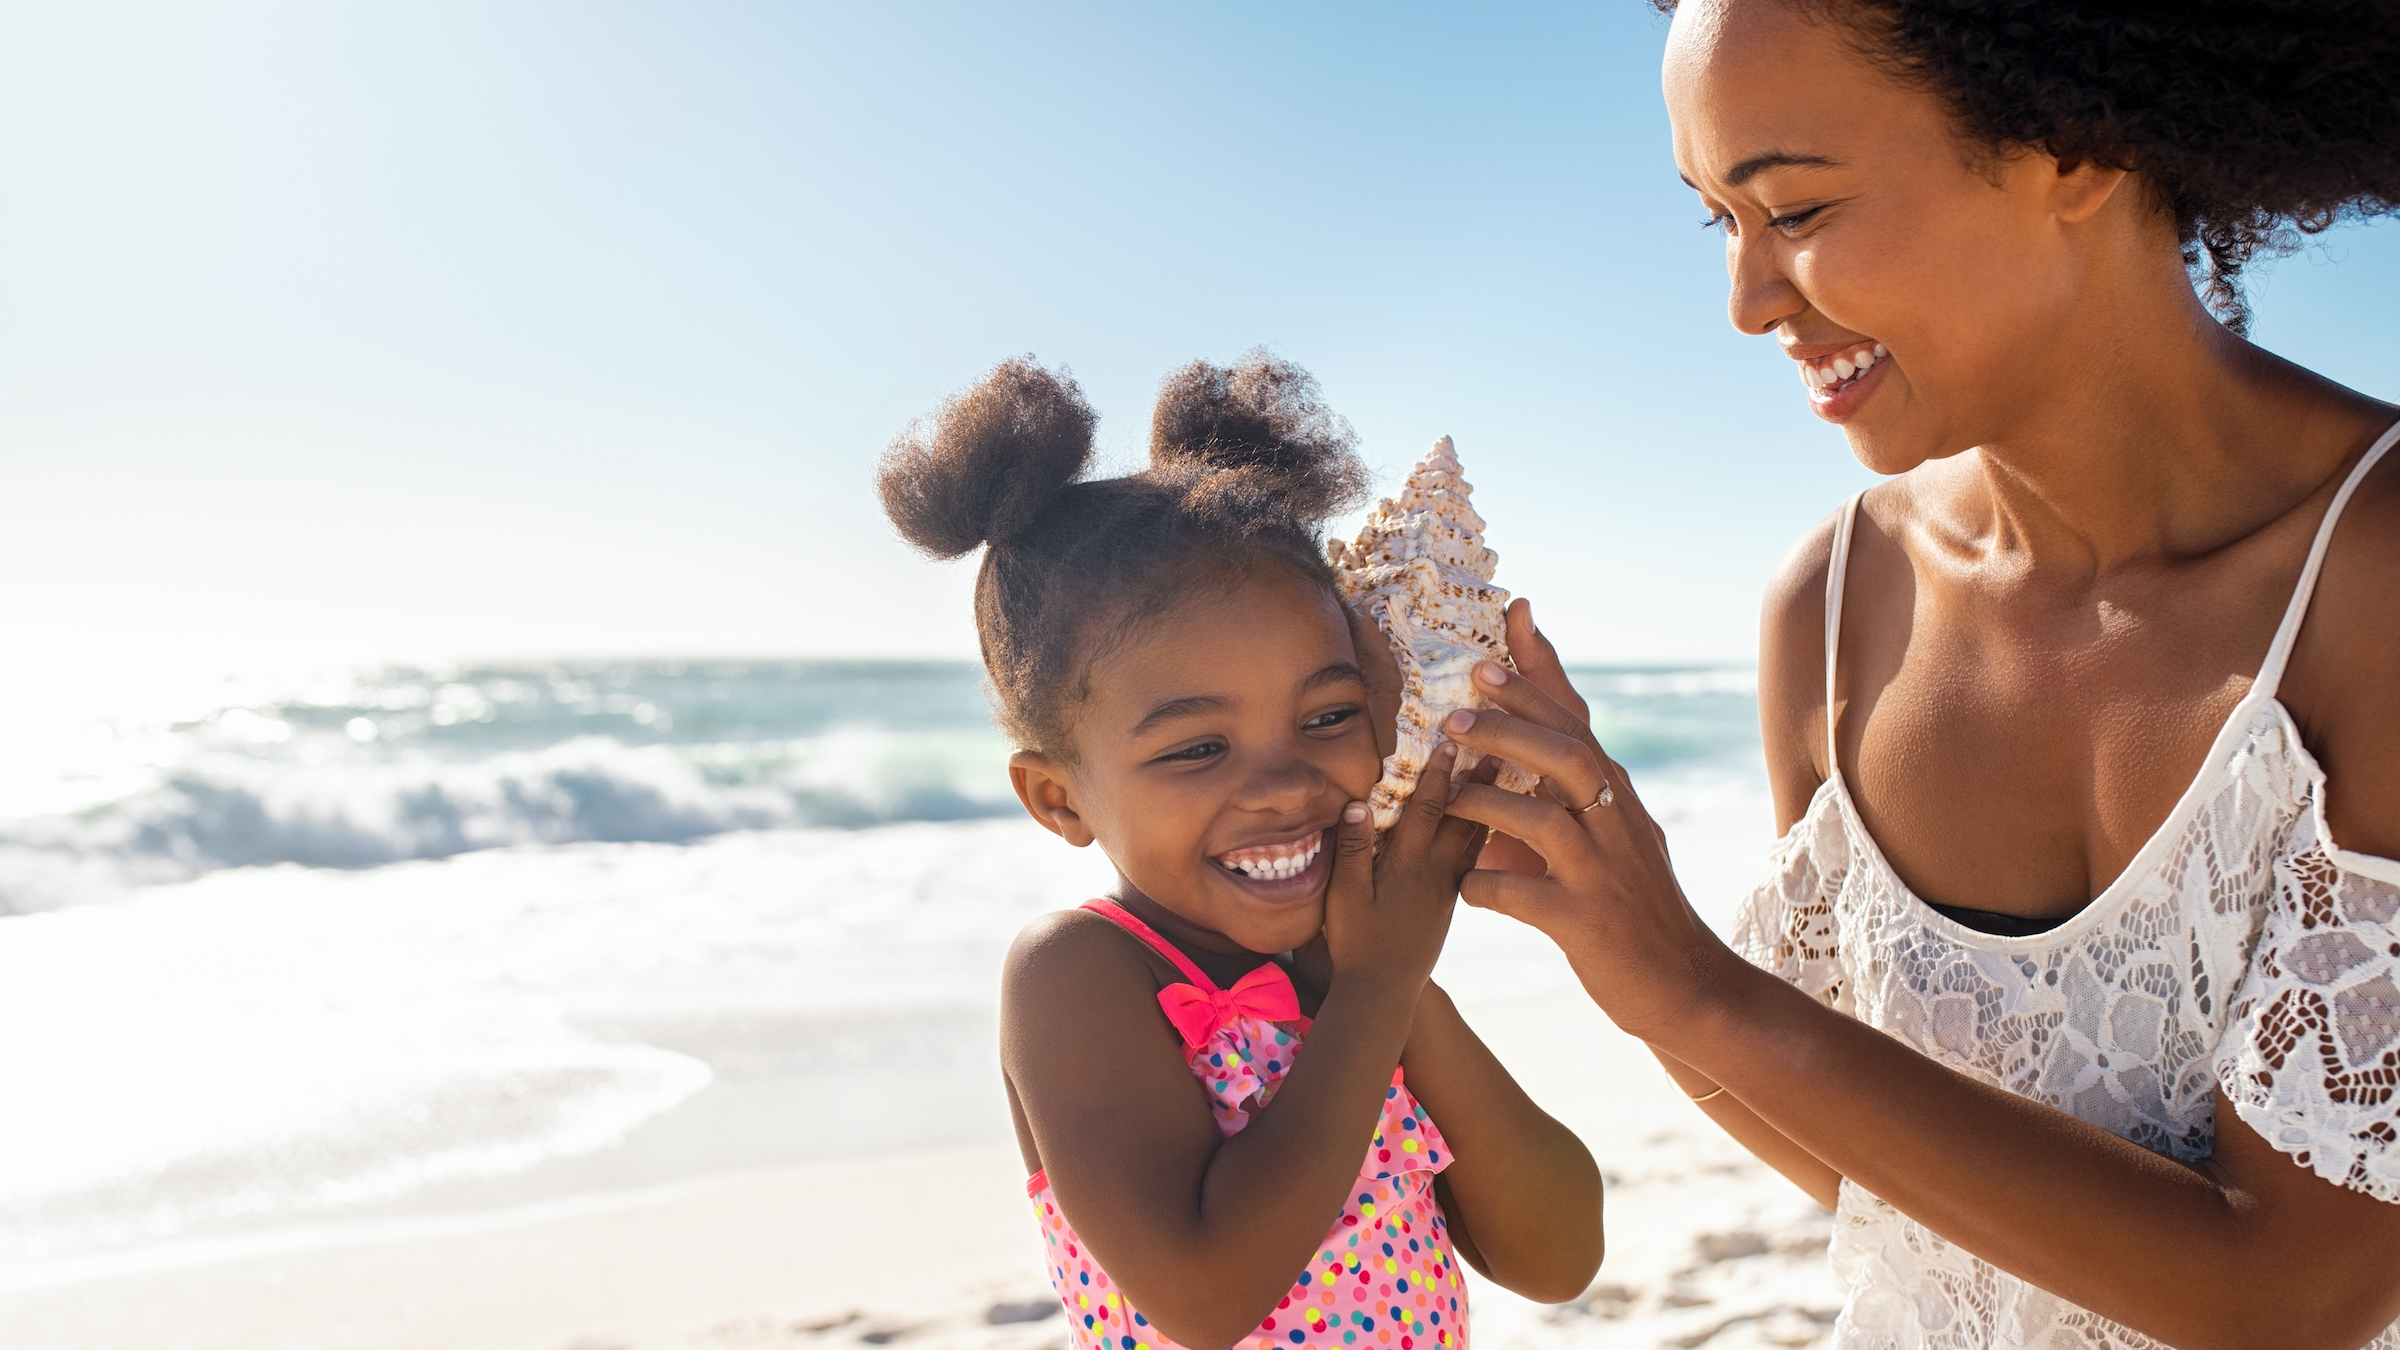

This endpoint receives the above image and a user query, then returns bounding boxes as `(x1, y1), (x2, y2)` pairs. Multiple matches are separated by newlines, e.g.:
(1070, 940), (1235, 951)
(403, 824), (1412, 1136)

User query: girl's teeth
(1873, 342), (1888, 358)
(1833, 357), (1855, 380)
(1226, 838), (1322, 880)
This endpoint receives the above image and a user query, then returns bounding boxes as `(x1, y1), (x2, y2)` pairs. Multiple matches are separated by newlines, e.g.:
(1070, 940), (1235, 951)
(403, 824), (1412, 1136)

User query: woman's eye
(1303, 707), (1360, 732)
(1767, 206), (1825, 233)
(1156, 740), (1224, 763)
(1699, 211), (1732, 233)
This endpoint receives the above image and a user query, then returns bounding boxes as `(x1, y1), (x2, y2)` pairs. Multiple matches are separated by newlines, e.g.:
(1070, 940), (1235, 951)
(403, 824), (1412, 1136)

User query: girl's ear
(1011, 751), (1096, 846)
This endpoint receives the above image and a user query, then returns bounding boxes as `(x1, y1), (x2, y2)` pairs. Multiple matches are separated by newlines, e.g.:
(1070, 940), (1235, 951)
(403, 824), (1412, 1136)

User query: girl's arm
(1439, 601), (2400, 1350)
(1398, 981), (1602, 1301)
(1002, 750), (1480, 1350)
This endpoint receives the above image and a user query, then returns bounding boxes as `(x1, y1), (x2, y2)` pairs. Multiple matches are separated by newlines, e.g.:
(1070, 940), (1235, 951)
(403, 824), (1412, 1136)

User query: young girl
(877, 354), (1602, 1348)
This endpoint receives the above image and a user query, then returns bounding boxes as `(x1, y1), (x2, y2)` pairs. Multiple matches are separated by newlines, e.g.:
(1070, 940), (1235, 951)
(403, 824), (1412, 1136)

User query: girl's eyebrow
(1127, 664), (1361, 737)
(1302, 662), (1366, 692)
(1129, 693), (1228, 738)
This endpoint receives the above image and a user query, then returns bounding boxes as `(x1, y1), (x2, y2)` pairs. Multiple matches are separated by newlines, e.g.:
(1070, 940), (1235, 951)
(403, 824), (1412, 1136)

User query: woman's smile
(1791, 338), (1889, 422)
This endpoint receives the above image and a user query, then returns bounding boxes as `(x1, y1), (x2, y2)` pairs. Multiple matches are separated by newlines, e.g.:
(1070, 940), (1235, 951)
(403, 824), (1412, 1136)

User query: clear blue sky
(5, 0), (2396, 670)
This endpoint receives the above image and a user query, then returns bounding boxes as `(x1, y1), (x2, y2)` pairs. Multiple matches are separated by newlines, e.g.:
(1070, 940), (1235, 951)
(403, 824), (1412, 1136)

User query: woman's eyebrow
(1681, 150), (1842, 190)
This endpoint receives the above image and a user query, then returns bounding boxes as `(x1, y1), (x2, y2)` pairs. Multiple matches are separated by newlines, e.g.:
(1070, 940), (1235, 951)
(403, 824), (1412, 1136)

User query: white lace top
(1731, 424), (2400, 1350)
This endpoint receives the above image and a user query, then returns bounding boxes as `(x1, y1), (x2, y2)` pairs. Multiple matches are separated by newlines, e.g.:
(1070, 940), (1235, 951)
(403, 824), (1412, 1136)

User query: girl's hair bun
(877, 357), (1098, 559)
(1149, 352), (1369, 523)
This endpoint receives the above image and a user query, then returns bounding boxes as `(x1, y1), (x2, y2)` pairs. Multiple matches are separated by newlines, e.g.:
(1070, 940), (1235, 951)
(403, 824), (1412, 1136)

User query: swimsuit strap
(1824, 492), (1866, 778)
(1080, 898), (1218, 993)
(2253, 418), (2400, 700)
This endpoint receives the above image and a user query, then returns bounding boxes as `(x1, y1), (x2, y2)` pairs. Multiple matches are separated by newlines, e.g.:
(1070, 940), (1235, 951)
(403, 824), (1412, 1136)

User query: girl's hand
(1321, 741), (1484, 989)
(1439, 600), (1734, 1040)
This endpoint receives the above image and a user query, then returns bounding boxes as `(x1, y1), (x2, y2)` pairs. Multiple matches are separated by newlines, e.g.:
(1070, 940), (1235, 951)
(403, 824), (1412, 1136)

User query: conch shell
(1328, 436), (1543, 832)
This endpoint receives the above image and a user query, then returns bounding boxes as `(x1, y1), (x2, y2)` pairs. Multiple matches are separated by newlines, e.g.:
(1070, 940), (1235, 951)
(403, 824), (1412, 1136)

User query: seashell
(1329, 435), (1544, 832)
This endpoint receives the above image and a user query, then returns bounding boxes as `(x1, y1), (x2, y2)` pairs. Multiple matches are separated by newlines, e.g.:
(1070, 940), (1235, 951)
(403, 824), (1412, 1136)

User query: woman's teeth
(1219, 836), (1324, 881)
(1803, 342), (1887, 393)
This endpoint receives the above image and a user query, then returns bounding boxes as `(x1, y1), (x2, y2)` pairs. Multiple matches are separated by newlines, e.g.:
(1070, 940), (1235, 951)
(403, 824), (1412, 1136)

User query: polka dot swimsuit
(1026, 900), (1469, 1350)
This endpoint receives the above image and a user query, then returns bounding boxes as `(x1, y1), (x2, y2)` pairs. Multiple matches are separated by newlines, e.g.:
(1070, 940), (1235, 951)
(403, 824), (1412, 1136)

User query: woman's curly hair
(877, 352), (1368, 755)
(1657, 0), (2400, 332)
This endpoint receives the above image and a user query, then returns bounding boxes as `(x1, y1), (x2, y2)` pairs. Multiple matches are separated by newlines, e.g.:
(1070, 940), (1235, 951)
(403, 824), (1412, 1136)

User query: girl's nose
(1232, 753), (1323, 815)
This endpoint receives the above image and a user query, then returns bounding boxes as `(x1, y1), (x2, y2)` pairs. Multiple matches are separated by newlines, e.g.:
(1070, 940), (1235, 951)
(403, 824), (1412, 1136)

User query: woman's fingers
(1472, 660), (1603, 755)
(1445, 782), (1596, 874)
(1457, 866), (1555, 924)
(1444, 707), (1607, 809)
(1476, 830), (1547, 879)
(1503, 599), (1592, 723)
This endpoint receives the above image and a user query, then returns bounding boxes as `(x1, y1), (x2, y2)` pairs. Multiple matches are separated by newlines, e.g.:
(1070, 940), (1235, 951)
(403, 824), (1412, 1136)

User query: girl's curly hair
(877, 352), (1369, 756)
(1656, 0), (2400, 332)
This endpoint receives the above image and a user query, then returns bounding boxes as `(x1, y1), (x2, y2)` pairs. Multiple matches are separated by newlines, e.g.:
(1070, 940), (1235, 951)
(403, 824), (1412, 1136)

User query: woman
(1438, 2), (2400, 1347)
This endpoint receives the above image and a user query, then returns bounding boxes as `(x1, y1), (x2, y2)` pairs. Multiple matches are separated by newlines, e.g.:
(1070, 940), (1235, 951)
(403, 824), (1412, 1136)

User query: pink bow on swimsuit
(1155, 963), (1302, 1051)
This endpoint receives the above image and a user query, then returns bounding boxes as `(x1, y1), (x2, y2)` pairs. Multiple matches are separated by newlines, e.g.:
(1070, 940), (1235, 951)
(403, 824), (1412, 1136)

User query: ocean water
(0, 660), (1773, 1282)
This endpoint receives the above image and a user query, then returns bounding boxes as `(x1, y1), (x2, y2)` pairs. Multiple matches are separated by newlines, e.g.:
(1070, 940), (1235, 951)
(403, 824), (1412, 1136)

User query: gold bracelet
(1686, 1085), (1728, 1103)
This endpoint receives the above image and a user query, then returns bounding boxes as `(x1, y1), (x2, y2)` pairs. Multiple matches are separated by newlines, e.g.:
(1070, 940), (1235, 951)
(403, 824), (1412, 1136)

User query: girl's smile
(1210, 826), (1332, 895)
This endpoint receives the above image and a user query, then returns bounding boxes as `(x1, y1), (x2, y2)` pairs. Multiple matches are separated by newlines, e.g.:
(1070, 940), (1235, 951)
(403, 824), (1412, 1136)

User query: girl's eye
(1699, 211), (1732, 233)
(1303, 707), (1360, 732)
(1767, 206), (1825, 233)
(1155, 739), (1224, 764)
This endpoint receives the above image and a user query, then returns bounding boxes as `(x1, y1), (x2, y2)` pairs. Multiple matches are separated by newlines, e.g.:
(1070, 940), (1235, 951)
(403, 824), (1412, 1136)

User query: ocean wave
(0, 731), (1018, 911)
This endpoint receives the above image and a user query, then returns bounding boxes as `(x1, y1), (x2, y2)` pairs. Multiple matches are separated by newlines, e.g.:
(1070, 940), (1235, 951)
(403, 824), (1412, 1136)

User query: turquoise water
(0, 660), (1760, 911)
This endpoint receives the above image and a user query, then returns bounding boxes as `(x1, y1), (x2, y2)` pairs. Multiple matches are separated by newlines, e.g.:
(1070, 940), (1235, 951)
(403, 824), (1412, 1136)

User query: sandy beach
(0, 990), (1840, 1350)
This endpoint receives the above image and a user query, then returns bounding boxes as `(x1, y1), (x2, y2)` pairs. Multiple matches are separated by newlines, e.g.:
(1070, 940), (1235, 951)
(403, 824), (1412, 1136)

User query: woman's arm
(1002, 752), (1480, 1349)
(1396, 980), (1603, 1301)
(1438, 601), (2400, 1350)
(1648, 1045), (1841, 1208)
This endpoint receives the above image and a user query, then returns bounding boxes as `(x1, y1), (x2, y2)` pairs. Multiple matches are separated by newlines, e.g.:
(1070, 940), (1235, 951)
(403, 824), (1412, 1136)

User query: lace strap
(1824, 492), (1866, 778)
(2254, 418), (2400, 699)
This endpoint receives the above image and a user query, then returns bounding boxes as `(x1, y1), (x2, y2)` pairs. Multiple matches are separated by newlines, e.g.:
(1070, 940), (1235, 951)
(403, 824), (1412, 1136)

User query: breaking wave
(0, 730), (1017, 911)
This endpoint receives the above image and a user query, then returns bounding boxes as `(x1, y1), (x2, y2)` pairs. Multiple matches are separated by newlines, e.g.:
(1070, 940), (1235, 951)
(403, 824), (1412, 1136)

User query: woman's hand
(1438, 600), (1738, 1041)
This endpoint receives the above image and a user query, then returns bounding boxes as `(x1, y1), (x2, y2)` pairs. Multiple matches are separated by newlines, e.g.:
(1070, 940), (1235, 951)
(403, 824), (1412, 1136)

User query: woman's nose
(1726, 232), (1805, 337)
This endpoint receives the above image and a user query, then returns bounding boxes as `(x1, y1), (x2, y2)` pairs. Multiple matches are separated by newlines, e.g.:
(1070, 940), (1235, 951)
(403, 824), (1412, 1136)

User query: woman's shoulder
(1756, 475), (1940, 700)
(2284, 436), (2400, 860)
(1757, 501), (1847, 830)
